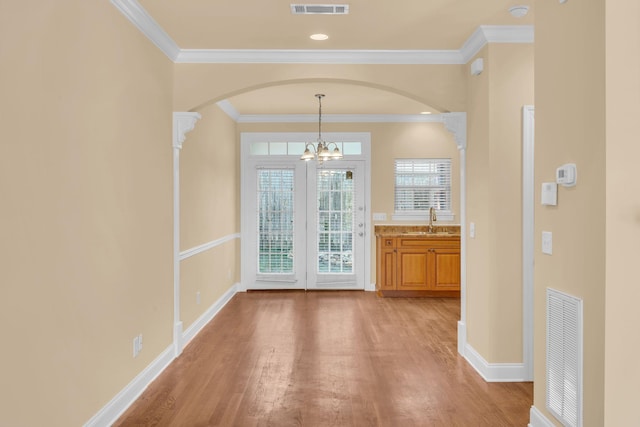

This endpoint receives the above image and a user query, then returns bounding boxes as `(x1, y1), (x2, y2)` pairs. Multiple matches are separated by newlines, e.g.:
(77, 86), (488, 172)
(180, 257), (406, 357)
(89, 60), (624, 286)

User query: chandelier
(300, 94), (343, 164)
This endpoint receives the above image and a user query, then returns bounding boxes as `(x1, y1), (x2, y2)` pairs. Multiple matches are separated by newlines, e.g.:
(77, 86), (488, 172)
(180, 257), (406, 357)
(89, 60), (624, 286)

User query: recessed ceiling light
(310, 33), (329, 41)
(509, 5), (530, 18)
(420, 111), (432, 115)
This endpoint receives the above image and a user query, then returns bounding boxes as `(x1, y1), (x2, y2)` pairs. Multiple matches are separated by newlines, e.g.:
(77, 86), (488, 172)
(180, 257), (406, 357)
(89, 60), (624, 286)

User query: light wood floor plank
(115, 291), (532, 426)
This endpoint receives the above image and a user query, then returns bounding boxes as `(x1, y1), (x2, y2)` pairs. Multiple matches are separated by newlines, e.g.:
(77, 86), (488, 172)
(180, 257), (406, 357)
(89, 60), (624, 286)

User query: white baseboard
(529, 405), (556, 427)
(84, 283), (239, 427)
(462, 343), (528, 382)
(83, 345), (174, 427)
(182, 283), (238, 346)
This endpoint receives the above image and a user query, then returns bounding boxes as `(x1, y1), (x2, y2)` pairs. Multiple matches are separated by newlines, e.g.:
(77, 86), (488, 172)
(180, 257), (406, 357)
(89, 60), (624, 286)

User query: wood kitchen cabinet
(376, 234), (460, 297)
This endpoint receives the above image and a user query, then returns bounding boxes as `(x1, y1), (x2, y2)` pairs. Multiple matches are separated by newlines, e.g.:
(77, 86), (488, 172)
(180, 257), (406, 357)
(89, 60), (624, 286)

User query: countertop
(374, 224), (461, 238)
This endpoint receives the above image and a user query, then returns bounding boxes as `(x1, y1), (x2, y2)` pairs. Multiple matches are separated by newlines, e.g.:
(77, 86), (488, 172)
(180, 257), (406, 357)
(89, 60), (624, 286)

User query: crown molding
(236, 113), (448, 123)
(110, 0), (180, 61)
(461, 25), (534, 62)
(111, 1), (533, 66)
(176, 49), (464, 65)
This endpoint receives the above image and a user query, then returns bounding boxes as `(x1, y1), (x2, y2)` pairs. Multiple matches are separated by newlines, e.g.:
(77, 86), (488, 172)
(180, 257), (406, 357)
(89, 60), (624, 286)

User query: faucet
(428, 207), (437, 233)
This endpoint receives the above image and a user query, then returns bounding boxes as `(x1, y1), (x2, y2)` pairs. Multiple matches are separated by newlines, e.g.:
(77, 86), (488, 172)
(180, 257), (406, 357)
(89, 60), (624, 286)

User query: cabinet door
(379, 248), (396, 290)
(376, 237), (396, 290)
(430, 247), (460, 290)
(396, 248), (430, 290)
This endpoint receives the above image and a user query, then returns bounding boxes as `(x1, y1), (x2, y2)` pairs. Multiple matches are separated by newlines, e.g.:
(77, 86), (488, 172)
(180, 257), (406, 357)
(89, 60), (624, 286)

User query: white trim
(529, 406), (557, 427)
(216, 100), (240, 121)
(240, 132), (371, 292)
(365, 282), (376, 292)
(179, 233), (241, 261)
(83, 345), (174, 427)
(173, 112), (202, 149)
(462, 344), (529, 382)
(458, 146), (467, 348)
(172, 112), (201, 358)
(237, 113), (450, 123)
(176, 49), (464, 64)
(522, 105), (535, 381)
(109, 2), (533, 65)
(182, 284), (238, 346)
(84, 284), (240, 427)
(461, 25), (535, 63)
(442, 112), (467, 150)
(109, 0), (180, 61)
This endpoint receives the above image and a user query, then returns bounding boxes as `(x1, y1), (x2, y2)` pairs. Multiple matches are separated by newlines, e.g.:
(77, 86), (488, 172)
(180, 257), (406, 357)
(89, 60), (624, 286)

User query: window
(394, 158), (452, 220)
(249, 141), (362, 156)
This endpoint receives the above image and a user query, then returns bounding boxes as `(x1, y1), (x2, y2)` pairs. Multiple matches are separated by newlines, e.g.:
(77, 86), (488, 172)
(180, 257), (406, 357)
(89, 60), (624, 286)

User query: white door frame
(240, 132), (371, 292)
(243, 160), (307, 290)
(306, 161), (366, 290)
(522, 105), (535, 380)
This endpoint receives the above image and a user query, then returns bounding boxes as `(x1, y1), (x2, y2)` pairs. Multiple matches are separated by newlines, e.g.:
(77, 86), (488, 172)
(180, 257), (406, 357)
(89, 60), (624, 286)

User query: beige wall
(466, 43), (534, 362)
(180, 103), (240, 330)
(535, 1), (606, 425)
(174, 63), (467, 113)
(0, 2), (175, 426)
(466, 45), (493, 358)
(238, 121), (459, 284)
(604, 2), (640, 425)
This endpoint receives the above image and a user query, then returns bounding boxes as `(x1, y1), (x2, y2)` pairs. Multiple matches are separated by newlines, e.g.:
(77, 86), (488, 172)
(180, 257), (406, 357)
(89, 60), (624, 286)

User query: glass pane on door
(316, 170), (354, 274)
(257, 169), (294, 274)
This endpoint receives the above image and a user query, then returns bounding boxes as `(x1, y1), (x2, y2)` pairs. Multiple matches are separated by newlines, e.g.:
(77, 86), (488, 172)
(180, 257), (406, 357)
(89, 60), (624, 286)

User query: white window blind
(394, 158), (451, 216)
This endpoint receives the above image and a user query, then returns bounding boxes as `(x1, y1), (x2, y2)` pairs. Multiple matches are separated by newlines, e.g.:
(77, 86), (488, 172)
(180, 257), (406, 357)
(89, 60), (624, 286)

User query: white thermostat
(556, 163), (577, 187)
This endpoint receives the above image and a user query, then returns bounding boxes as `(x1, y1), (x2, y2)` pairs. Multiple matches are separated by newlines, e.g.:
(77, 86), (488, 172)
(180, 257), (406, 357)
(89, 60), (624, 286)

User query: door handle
(358, 232), (364, 237)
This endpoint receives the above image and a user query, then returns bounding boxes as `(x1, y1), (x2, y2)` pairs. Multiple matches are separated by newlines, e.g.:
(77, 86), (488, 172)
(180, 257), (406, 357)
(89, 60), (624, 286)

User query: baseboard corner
(463, 343), (528, 383)
(529, 405), (556, 427)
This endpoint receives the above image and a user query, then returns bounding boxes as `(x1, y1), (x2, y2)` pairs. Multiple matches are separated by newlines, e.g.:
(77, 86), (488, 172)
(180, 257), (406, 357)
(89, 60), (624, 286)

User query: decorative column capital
(173, 112), (202, 149)
(442, 112), (467, 150)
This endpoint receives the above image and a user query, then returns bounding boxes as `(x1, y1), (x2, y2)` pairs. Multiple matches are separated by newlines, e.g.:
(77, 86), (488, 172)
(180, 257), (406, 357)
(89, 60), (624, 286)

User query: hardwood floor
(115, 292), (532, 426)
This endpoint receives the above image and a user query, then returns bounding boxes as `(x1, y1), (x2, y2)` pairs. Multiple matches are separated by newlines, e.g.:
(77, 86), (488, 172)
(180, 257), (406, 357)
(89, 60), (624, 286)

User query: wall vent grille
(546, 288), (583, 427)
(291, 4), (349, 14)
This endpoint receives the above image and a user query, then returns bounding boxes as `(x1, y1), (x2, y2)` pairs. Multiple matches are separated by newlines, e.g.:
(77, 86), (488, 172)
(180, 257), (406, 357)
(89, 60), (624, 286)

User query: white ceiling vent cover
(291, 4), (349, 14)
(546, 288), (583, 427)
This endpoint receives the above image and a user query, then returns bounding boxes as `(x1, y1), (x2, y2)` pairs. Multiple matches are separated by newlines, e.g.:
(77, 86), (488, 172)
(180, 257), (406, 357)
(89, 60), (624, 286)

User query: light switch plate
(542, 231), (553, 255)
(542, 182), (558, 206)
(469, 222), (475, 238)
(372, 213), (387, 221)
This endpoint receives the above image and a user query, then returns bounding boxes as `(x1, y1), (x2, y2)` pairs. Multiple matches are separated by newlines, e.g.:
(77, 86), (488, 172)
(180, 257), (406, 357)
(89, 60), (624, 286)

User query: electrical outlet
(138, 334), (143, 352)
(196, 291), (201, 305)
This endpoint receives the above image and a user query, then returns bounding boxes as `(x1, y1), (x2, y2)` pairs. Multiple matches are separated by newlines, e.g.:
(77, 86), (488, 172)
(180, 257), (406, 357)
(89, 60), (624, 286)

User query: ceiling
(135, 0), (534, 116)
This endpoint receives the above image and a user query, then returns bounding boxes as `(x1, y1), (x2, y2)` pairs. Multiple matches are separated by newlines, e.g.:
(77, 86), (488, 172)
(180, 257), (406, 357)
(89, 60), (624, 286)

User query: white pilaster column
(172, 112), (201, 358)
(441, 112), (468, 356)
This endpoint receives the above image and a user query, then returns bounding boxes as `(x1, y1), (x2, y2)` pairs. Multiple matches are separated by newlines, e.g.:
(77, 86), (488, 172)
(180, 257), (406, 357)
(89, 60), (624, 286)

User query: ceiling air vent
(291, 4), (349, 15)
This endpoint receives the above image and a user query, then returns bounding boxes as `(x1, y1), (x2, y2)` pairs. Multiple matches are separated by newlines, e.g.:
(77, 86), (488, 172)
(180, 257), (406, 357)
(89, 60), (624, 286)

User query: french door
(244, 159), (365, 290)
